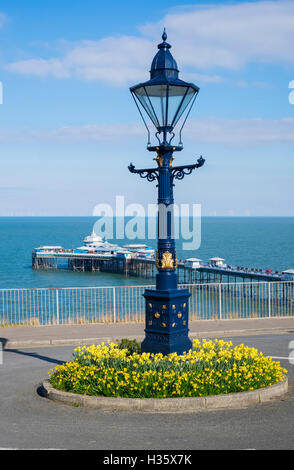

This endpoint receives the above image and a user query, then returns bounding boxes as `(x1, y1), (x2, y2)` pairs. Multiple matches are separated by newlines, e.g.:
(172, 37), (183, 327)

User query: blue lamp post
(129, 31), (205, 355)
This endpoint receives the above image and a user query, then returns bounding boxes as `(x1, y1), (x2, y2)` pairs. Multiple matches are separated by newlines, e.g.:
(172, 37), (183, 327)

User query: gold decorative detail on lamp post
(161, 251), (174, 268)
(153, 154), (163, 167)
(174, 252), (178, 268)
(155, 251), (160, 269)
(156, 251), (178, 269)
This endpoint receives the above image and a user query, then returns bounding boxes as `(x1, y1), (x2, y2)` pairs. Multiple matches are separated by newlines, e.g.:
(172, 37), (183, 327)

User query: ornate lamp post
(129, 30), (205, 354)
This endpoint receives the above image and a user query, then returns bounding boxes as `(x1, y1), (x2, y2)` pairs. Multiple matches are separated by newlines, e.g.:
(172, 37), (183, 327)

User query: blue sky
(0, 0), (293, 216)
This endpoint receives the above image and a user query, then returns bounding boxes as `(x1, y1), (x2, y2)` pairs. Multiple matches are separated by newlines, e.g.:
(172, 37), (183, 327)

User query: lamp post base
(142, 288), (192, 355)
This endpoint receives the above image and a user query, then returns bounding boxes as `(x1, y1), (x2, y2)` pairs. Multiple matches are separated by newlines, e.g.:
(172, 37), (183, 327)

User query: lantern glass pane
(133, 84), (197, 130)
(144, 85), (168, 128)
(168, 86), (196, 128)
(133, 86), (160, 128)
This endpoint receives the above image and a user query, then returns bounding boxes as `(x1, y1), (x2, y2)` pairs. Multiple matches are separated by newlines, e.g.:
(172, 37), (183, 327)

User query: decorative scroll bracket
(128, 156), (205, 184)
(128, 163), (159, 182)
(171, 156), (205, 182)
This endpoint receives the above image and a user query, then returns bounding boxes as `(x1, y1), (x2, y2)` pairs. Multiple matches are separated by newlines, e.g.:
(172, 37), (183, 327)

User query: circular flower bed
(48, 339), (287, 399)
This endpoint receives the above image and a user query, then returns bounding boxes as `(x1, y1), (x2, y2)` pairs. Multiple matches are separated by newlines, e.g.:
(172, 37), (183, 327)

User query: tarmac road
(0, 333), (293, 450)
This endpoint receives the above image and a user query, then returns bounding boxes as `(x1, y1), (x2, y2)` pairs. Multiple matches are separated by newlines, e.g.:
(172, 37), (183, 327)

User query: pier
(32, 249), (294, 284)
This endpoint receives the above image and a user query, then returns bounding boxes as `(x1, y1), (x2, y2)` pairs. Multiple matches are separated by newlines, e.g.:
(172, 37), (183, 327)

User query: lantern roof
(150, 29), (179, 80)
(130, 30), (199, 92)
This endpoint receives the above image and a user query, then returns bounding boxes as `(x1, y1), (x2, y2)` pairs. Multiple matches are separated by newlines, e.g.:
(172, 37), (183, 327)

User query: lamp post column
(141, 146), (192, 355)
(156, 147), (177, 291)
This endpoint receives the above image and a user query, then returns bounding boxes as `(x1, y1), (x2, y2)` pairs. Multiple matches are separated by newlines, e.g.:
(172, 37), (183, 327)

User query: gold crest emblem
(156, 251), (178, 269)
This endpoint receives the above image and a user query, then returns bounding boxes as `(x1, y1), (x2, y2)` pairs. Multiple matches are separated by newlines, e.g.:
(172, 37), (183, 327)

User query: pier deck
(32, 250), (291, 284)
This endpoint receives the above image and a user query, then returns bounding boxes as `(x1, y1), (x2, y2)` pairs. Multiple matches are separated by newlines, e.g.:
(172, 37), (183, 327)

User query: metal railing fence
(0, 281), (293, 327)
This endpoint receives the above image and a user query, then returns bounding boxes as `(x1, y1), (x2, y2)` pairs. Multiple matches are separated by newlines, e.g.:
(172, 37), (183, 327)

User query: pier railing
(0, 281), (293, 327)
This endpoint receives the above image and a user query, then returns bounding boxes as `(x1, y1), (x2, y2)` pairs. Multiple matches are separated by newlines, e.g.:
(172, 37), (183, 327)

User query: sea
(0, 216), (293, 290)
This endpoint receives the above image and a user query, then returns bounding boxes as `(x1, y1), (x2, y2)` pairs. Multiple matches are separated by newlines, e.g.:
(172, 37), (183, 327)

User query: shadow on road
(0, 338), (64, 365)
(5, 349), (64, 365)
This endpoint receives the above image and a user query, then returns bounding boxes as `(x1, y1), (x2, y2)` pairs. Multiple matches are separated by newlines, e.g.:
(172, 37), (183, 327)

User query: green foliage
(49, 340), (287, 399)
(117, 338), (141, 356)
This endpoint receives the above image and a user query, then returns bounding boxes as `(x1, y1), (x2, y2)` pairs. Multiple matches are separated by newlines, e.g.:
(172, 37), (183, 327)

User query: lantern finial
(158, 28), (171, 50)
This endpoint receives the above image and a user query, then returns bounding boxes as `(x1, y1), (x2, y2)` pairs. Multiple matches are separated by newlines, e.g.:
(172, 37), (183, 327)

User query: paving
(1, 317), (294, 348)
(0, 333), (293, 450)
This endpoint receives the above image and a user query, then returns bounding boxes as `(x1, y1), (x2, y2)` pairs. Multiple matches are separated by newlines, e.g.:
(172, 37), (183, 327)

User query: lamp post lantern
(129, 30), (205, 355)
